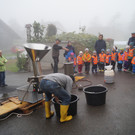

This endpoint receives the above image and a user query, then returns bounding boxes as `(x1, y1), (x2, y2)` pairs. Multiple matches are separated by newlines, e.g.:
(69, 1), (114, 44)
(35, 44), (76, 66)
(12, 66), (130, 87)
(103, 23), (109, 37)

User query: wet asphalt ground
(0, 69), (135, 135)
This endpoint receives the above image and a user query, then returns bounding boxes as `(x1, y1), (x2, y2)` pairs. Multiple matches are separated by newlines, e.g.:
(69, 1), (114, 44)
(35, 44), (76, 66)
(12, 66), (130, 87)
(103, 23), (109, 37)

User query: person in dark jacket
(95, 34), (106, 57)
(64, 41), (75, 61)
(128, 32), (135, 48)
(52, 39), (69, 73)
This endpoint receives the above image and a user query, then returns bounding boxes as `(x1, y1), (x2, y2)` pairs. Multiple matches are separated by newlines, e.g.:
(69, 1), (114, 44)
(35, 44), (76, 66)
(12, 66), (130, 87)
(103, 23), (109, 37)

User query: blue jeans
(0, 72), (5, 86)
(40, 79), (71, 105)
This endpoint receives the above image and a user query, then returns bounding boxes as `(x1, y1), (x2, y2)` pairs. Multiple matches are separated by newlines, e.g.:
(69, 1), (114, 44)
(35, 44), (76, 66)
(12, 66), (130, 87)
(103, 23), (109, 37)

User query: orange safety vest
(124, 51), (128, 61)
(128, 48), (134, 57)
(82, 53), (91, 62)
(68, 57), (76, 65)
(77, 56), (83, 65)
(99, 53), (106, 62)
(118, 53), (124, 61)
(106, 54), (111, 64)
(92, 55), (98, 64)
(111, 52), (117, 61)
(131, 56), (135, 64)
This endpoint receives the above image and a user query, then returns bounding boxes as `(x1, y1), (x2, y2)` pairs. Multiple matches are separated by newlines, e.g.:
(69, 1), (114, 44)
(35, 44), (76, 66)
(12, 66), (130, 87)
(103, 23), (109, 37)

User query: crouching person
(40, 73), (74, 123)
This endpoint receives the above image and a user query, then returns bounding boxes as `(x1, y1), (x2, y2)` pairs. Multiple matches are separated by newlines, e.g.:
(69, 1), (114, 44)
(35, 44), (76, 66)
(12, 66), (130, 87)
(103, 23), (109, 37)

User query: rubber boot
(45, 101), (54, 119)
(60, 105), (72, 123)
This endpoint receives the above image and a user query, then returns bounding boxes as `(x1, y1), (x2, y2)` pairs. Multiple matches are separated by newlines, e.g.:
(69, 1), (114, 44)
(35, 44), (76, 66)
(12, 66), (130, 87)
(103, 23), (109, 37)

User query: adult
(64, 41), (75, 60)
(128, 32), (135, 48)
(52, 39), (68, 73)
(0, 50), (8, 87)
(39, 73), (74, 123)
(95, 34), (106, 57)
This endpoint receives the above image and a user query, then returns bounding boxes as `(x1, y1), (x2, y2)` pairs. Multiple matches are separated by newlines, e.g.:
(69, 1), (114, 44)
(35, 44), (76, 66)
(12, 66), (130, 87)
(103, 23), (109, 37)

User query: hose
(73, 78), (92, 89)
(0, 111), (33, 121)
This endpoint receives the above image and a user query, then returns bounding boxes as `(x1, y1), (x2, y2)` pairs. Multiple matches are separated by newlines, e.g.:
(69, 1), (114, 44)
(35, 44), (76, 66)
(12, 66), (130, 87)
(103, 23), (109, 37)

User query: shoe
(60, 105), (72, 123)
(99, 70), (101, 72)
(45, 101), (54, 119)
(1, 84), (8, 87)
(101, 70), (104, 72)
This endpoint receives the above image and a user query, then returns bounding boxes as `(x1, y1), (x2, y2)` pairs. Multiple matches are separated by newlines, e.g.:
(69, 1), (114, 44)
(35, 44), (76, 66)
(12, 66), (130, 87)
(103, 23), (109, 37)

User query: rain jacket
(95, 40), (106, 54)
(0, 56), (7, 72)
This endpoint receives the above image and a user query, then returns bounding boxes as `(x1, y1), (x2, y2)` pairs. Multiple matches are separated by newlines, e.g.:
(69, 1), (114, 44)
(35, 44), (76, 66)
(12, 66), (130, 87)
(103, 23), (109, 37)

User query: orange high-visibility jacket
(106, 54), (111, 64)
(111, 52), (117, 61)
(77, 55), (83, 65)
(68, 57), (77, 65)
(124, 51), (128, 61)
(128, 48), (134, 57)
(99, 53), (106, 62)
(131, 56), (135, 64)
(82, 53), (91, 62)
(92, 55), (98, 64)
(118, 53), (124, 61)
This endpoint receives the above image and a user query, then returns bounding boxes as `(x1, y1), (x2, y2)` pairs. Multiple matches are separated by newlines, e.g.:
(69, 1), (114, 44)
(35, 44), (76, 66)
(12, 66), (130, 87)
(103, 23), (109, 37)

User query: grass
(6, 59), (19, 72)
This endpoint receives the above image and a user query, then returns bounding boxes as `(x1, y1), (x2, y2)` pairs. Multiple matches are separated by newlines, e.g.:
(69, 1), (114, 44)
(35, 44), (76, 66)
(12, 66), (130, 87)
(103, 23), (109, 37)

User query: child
(117, 49), (124, 71)
(123, 45), (129, 72)
(127, 42), (135, 72)
(106, 49), (111, 66)
(77, 51), (83, 74)
(91, 51), (98, 73)
(99, 49), (106, 72)
(111, 46), (118, 70)
(131, 55), (135, 74)
(68, 52), (77, 73)
(0, 50), (8, 87)
(82, 48), (91, 74)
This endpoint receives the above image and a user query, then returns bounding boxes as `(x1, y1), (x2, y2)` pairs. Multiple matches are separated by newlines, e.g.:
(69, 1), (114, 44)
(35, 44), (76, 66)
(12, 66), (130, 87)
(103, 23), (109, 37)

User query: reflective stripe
(82, 53), (91, 62)
(68, 57), (76, 65)
(128, 49), (134, 57)
(124, 51), (128, 61)
(77, 56), (83, 65)
(99, 53), (106, 62)
(118, 53), (123, 61)
(92, 55), (98, 64)
(111, 52), (117, 61)
(131, 57), (135, 64)
(106, 55), (111, 63)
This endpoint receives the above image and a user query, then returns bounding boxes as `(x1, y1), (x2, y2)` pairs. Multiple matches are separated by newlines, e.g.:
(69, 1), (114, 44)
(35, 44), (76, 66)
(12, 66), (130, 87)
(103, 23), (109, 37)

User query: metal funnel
(24, 43), (51, 77)
(24, 43), (51, 62)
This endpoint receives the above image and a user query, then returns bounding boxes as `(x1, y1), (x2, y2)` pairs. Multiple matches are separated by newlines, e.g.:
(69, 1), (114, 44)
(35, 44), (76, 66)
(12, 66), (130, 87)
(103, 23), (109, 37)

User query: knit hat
(107, 49), (110, 52)
(70, 52), (74, 56)
(79, 51), (83, 54)
(120, 48), (124, 51)
(85, 48), (89, 51)
(101, 49), (105, 52)
(126, 45), (130, 49)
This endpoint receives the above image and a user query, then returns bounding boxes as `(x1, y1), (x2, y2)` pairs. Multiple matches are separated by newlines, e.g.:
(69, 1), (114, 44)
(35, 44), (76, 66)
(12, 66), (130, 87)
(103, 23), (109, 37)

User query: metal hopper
(24, 43), (51, 77)
(17, 43), (52, 103)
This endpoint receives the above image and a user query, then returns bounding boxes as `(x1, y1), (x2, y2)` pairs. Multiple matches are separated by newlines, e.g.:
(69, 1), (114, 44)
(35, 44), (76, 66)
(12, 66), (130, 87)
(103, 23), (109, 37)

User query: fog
(0, 0), (135, 40)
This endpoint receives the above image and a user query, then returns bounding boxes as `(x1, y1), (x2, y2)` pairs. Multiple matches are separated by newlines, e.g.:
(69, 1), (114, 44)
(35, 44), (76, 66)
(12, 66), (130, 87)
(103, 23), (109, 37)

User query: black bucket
(52, 94), (79, 117)
(83, 86), (108, 106)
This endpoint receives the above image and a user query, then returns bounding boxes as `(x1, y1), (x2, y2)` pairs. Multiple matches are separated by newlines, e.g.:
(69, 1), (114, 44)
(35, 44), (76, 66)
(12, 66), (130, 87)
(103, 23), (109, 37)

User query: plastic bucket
(52, 94), (79, 117)
(83, 86), (108, 106)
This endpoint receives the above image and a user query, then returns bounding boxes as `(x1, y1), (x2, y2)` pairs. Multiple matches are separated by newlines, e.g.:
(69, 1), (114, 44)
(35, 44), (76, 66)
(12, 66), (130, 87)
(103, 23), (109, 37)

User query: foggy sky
(0, 0), (135, 40)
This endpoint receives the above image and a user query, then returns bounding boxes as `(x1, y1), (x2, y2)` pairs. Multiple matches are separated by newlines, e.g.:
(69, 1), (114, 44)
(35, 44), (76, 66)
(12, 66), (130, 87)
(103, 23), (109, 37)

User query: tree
(46, 24), (57, 37)
(31, 21), (45, 43)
